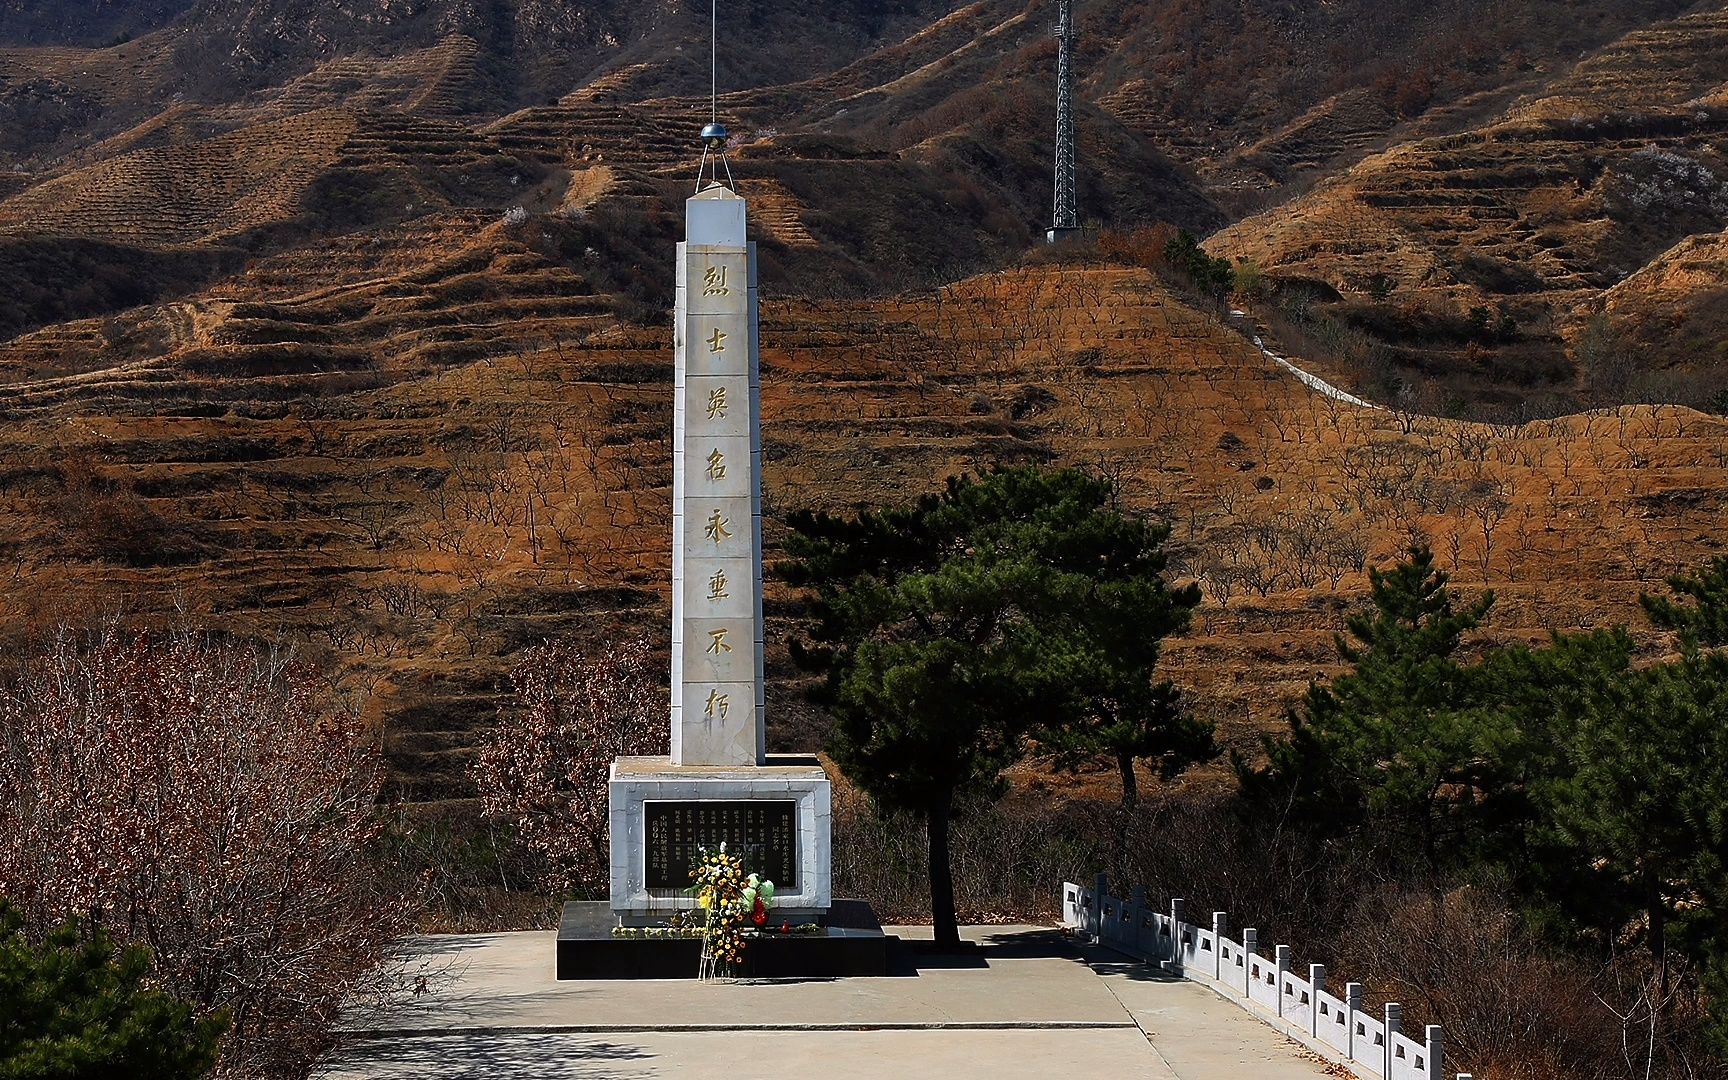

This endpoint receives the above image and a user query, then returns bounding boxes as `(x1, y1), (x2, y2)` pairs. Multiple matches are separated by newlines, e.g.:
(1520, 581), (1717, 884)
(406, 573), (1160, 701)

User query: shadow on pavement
(888, 926), (1131, 976)
(1083, 954), (1184, 982)
(1077, 938), (1185, 983)
(397, 935), (505, 958)
(325, 1033), (650, 1080)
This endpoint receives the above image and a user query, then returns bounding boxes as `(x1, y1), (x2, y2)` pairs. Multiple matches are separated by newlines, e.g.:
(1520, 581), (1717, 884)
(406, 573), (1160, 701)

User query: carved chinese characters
(671, 200), (762, 767)
(643, 801), (796, 890)
(606, 186), (831, 928)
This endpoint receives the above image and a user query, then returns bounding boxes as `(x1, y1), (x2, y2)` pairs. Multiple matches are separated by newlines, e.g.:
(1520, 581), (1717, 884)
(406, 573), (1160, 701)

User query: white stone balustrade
(1062, 879), (1469, 1080)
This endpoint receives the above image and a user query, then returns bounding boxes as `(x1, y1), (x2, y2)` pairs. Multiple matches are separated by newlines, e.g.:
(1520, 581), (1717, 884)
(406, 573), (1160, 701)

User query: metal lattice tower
(1048, 0), (1079, 242)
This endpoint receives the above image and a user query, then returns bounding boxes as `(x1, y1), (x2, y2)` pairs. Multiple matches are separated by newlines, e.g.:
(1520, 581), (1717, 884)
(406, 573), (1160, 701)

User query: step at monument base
(556, 899), (893, 979)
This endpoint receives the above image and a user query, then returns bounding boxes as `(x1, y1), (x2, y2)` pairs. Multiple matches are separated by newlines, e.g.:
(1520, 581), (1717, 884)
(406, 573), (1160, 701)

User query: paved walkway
(315, 926), (1339, 1079)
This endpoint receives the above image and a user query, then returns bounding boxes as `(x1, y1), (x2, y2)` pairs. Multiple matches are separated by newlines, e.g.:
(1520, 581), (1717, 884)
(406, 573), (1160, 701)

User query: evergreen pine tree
(1023, 476), (1205, 812)
(1525, 560), (1728, 1018)
(1536, 647), (1728, 1003)
(0, 900), (226, 1080)
(783, 466), (1193, 946)
(1249, 546), (1498, 869)
(1641, 554), (1728, 647)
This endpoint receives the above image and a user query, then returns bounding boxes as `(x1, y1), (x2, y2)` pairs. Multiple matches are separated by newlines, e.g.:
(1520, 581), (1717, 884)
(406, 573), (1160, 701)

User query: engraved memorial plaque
(643, 800), (797, 890)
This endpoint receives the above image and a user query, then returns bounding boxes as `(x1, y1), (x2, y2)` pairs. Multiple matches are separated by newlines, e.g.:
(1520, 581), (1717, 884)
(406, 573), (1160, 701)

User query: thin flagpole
(711, 0), (718, 125)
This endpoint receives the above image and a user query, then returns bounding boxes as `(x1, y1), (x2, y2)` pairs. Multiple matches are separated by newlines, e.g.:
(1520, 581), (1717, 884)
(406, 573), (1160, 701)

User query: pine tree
(0, 900), (226, 1080)
(1527, 557), (1728, 1014)
(1250, 548), (1728, 1042)
(1031, 510), (1206, 813)
(1476, 625), (1638, 905)
(783, 466), (1192, 947)
(1250, 546), (1499, 869)
(1641, 554), (1728, 647)
(1535, 648), (1728, 1003)
(1039, 679), (1211, 813)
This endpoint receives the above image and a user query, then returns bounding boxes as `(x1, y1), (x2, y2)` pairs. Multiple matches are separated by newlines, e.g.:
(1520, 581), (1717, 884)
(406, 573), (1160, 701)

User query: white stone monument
(607, 177), (832, 927)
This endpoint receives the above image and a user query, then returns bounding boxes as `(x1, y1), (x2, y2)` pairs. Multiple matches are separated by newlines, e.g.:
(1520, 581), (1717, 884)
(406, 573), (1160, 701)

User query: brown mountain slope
(3, 0), (1708, 192)
(0, 0), (961, 162)
(1211, 5), (1728, 415)
(0, 1), (1724, 805)
(0, 40), (1222, 342)
(3, 0), (1713, 401)
(0, 253), (1720, 801)
(1599, 230), (1728, 384)
(0, 2), (194, 48)
(692, 0), (1709, 204)
(0, 109), (358, 245)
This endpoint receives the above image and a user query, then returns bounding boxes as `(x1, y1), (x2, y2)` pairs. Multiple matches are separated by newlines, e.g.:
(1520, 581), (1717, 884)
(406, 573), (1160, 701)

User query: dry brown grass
(1210, 6), (1728, 412)
(0, 255), (1721, 806)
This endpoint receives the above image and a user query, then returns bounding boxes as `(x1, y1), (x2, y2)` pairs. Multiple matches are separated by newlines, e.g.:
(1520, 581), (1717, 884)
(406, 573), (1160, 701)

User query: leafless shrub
(473, 638), (666, 896)
(1202, 562), (1240, 607)
(1325, 531), (1370, 589)
(831, 789), (1097, 923)
(1334, 887), (1714, 1080)
(377, 577), (432, 620)
(1465, 480), (1510, 576)
(0, 622), (403, 1079)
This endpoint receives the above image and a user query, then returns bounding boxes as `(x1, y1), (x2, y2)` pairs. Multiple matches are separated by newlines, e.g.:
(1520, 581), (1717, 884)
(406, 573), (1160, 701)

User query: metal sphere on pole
(697, 0), (735, 190)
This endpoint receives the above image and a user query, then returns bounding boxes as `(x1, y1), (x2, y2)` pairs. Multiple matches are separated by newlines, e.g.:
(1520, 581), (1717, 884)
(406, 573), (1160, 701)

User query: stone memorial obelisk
(607, 129), (832, 928)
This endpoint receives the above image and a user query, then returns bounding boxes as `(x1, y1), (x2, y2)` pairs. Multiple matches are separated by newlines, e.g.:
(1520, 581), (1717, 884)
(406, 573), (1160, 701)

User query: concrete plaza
(316, 925), (1340, 1079)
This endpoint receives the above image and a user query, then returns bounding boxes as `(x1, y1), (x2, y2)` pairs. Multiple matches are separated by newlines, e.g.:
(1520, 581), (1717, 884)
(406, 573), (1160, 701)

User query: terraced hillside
(0, 63), (1222, 343)
(0, 253), (1721, 803)
(0, 0), (963, 161)
(1601, 231), (1728, 379)
(0, 2), (194, 47)
(0, 0), (1725, 807)
(3, 0), (1707, 200)
(1212, 5), (1728, 412)
(0, 110), (359, 244)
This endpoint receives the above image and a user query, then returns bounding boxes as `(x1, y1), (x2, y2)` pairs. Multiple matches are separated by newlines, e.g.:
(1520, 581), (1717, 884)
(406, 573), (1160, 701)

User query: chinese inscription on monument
(606, 179), (831, 927)
(643, 801), (798, 890)
(671, 186), (763, 767)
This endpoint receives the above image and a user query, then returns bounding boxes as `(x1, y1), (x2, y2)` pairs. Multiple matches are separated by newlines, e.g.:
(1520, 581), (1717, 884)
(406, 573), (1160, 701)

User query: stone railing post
(1274, 944), (1291, 1018)
(1384, 1003), (1403, 1079)
(1212, 912), (1228, 980)
(1344, 982), (1363, 1059)
(1309, 964), (1326, 1038)
(1169, 897), (1186, 967)
(1241, 928), (1257, 997)
(1129, 886), (1148, 961)
(1092, 872), (1108, 941)
(1425, 1025), (1443, 1080)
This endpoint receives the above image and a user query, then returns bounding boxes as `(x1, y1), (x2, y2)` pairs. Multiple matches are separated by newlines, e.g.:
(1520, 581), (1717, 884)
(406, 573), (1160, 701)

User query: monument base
(556, 899), (892, 980)
(608, 754), (832, 925)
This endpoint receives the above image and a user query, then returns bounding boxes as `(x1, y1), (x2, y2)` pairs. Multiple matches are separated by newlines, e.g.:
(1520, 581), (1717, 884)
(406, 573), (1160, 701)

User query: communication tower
(1047, 0), (1081, 243)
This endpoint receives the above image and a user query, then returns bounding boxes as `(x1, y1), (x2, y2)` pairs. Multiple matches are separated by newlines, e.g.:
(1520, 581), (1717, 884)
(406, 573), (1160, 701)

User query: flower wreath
(689, 842), (775, 977)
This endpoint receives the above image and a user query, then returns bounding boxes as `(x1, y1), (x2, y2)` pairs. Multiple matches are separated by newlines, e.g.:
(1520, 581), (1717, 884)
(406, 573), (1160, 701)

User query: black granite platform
(556, 899), (894, 980)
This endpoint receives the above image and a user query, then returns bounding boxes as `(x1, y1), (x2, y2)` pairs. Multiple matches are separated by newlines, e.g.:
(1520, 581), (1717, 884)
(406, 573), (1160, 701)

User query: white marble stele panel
(669, 207), (764, 768)
(609, 756), (833, 925)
